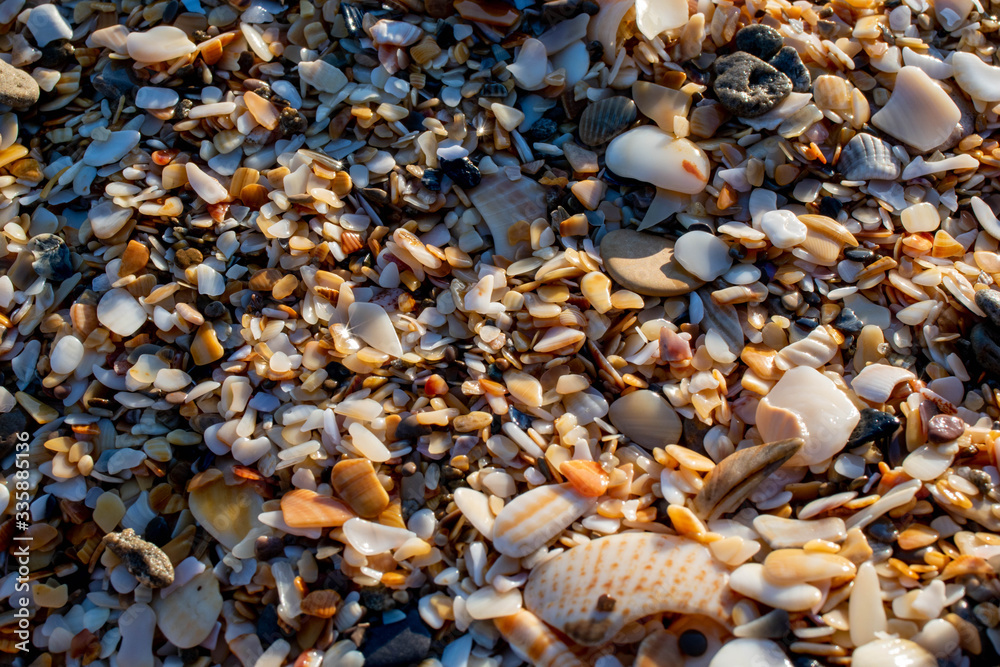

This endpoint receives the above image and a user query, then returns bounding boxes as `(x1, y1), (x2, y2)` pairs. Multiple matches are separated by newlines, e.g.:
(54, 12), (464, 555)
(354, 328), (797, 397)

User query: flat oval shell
(524, 532), (736, 645)
(188, 474), (264, 550)
(608, 389), (682, 449)
(601, 230), (704, 297)
(578, 96), (637, 146)
(493, 483), (596, 558)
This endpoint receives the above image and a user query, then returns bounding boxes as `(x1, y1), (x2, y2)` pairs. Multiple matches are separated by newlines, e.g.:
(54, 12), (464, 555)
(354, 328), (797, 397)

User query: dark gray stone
(769, 46), (811, 93)
(362, 612), (432, 667)
(972, 323), (1000, 379)
(93, 61), (139, 100)
(713, 52), (792, 118)
(847, 408), (900, 449)
(734, 24), (784, 60)
(29, 233), (74, 280)
(833, 307), (864, 334)
(975, 288), (1000, 329)
(928, 414), (964, 443)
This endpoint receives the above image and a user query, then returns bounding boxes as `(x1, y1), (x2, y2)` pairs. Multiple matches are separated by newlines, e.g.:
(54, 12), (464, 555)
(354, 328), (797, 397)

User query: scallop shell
(281, 488), (356, 528)
(331, 458), (390, 518)
(301, 589), (342, 618)
(578, 96), (637, 146)
(838, 133), (899, 181)
(524, 532), (737, 646)
(493, 483), (596, 558)
(850, 363), (916, 403)
(370, 19), (422, 47)
(187, 471), (265, 550)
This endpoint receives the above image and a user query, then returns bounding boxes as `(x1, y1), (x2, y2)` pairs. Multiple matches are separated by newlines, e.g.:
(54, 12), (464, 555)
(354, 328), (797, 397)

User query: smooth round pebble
(722, 263), (761, 285)
(760, 210), (807, 248)
(600, 230), (704, 296)
(50, 336), (84, 375)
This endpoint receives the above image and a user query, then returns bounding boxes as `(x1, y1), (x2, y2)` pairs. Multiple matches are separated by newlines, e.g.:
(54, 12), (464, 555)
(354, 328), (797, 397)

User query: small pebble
(0, 60), (40, 108)
(734, 24), (784, 60)
(102, 528), (175, 588)
(928, 414), (965, 443)
(713, 52), (793, 117)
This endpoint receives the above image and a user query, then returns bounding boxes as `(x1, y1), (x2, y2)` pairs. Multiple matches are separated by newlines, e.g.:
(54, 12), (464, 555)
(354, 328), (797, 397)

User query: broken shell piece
(188, 472), (265, 550)
(494, 611), (587, 667)
(870, 66), (960, 152)
(151, 569), (223, 648)
(281, 489), (356, 528)
(524, 532), (736, 645)
(126, 26), (197, 62)
(755, 367), (860, 466)
(851, 363), (916, 403)
(506, 38), (548, 90)
(332, 459), (390, 518)
(635, 0), (689, 40)
(469, 174), (547, 260)
(851, 638), (936, 667)
(692, 439), (802, 521)
(605, 126), (710, 194)
(709, 639), (793, 667)
(493, 483), (595, 557)
(951, 52), (1000, 102)
(838, 133), (900, 181)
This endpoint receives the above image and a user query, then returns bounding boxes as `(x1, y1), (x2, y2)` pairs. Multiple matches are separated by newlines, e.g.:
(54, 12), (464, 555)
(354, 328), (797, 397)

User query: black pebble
(203, 300), (227, 319)
(769, 46), (812, 93)
(256, 604), (290, 646)
(587, 40), (604, 62)
(528, 117), (558, 142)
(254, 535), (285, 561)
(35, 41), (73, 69)
(844, 247), (877, 264)
(143, 516), (171, 546)
(508, 405), (532, 430)
(819, 196), (842, 219)
(678, 630), (708, 656)
(847, 408), (900, 449)
(480, 82), (509, 98)
(92, 60), (139, 100)
(440, 157), (482, 189)
(972, 323), (1000, 379)
(713, 52), (792, 117)
(421, 168), (442, 191)
(436, 23), (456, 48)
(362, 612), (432, 667)
(734, 24), (784, 60)
(975, 288), (1000, 329)
(832, 307), (864, 334)
(867, 517), (899, 543)
(30, 234), (74, 280)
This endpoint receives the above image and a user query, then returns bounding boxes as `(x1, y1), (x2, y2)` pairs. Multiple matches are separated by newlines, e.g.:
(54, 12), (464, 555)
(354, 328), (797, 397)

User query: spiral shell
(838, 133), (899, 181)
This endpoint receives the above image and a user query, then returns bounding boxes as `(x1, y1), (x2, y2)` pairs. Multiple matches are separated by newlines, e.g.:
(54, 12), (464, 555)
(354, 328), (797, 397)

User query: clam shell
(301, 589), (342, 618)
(607, 389), (682, 449)
(578, 96), (637, 146)
(870, 66), (960, 152)
(331, 459), (390, 518)
(493, 483), (596, 558)
(838, 133), (899, 181)
(524, 532), (736, 645)
(850, 363), (916, 403)
(281, 488), (356, 528)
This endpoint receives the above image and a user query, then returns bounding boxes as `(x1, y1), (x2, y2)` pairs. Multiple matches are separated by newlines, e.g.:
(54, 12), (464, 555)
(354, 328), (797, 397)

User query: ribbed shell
(838, 133), (900, 181)
(493, 483), (595, 558)
(578, 96), (637, 146)
(524, 533), (736, 646)
(494, 611), (588, 667)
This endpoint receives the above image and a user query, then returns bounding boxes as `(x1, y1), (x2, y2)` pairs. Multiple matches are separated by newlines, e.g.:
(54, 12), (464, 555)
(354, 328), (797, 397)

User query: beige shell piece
(523, 532), (736, 646)
(187, 472), (265, 551)
(493, 483), (596, 558)
(494, 610), (588, 667)
(151, 569), (223, 649)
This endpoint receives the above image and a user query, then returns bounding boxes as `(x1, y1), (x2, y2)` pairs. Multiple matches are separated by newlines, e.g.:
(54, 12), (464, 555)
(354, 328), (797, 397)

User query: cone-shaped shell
(524, 532), (736, 646)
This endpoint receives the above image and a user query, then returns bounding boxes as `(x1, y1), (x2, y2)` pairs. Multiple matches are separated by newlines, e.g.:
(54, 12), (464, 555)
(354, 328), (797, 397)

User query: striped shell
(523, 532), (736, 646)
(494, 611), (587, 667)
(493, 483), (596, 558)
(331, 459), (390, 518)
(578, 96), (637, 146)
(280, 488), (356, 528)
(838, 133), (899, 181)
(301, 589), (342, 618)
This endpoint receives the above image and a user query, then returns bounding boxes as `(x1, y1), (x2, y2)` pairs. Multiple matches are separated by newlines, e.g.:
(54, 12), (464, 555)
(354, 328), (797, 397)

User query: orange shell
(558, 460), (609, 498)
(280, 489), (356, 528)
(301, 589), (342, 618)
(332, 459), (390, 518)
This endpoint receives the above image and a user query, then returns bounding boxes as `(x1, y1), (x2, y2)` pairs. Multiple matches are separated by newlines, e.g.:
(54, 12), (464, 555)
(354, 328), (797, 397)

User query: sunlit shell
(331, 459), (390, 518)
(281, 489), (356, 528)
(301, 589), (342, 618)
(559, 460), (610, 497)
(493, 483), (596, 557)
(187, 471), (265, 550)
(524, 533), (736, 646)
(494, 611), (588, 667)
(692, 439), (802, 521)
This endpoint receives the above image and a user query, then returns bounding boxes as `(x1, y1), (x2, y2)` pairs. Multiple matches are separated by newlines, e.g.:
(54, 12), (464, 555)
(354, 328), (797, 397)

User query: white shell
(126, 26), (196, 62)
(97, 289), (147, 336)
(851, 638), (936, 667)
(709, 639), (793, 667)
(493, 484), (595, 557)
(83, 130), (140, 167)
(635, 0), (689, 40)
(870, 66), (960, 152)
(674, 231), (733, 281)
(851, 363), (916, 403)
(606, 126), (710, 194)
(50, 336), (84, 375)
(348, 302), (403, 357)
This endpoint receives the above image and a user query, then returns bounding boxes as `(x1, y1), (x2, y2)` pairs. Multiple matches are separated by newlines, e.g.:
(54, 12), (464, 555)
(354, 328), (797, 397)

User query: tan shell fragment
(524, 532), (736, 646)
(281, 488), (356, 528)
(151, 569), (223, 649)
(332, 459), (390, 518)
(494, 610), (588, 667)
(187, 473), (265, 550)
(493, 483), (596, 558)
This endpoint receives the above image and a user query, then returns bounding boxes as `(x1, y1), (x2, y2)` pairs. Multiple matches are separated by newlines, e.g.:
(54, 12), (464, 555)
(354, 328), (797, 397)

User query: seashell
(469, 173), (548, 260)
(369, 19), (422, 47)
(301, 589), (342, 618)
(504, 369), (544, 408)
(559, 460), (609, 497)
(756, 366), (860, 467)
(587, 0), (634, 65)
(871, 66), (960, 152)
(126, 26), (197, 62)
(84, 130), (140, 167)
(494, 611), (587, 667)
(342, 517), (415, 555)
(281, 488), (356, 528)
(729, 563), (822, 612)
(851, 638), (936, 667)
(674, 231), (733, 281)
(348, 302), (403, 358)
(692, 439), (802, 521)
(524, 532), (736, 645)
(850, 363), (916, 403)
(635, 0), (689, 40)
(608, 389), (682, 449)
(331, 459), (389, 518)
(634, 630), (683, 667)
(98, 288), (147, 336)
(632, 81), (691, 133)
(186, 163), (229, 205)
(838, 133), (899, 181)
(493, 483), (596, 557)
(580, 272), (613, 314)
(151, 569), (223, 648)
(578, 96), (637, 146)
(506, 38), (549, 90)
(774, 325), (838, 370)
(605, 126), (710, 194)
(951, 51), (1000, 102)
(709, 639), (793, 667)
(187, 470), (265, 550)
(762, 548), (856, 585)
